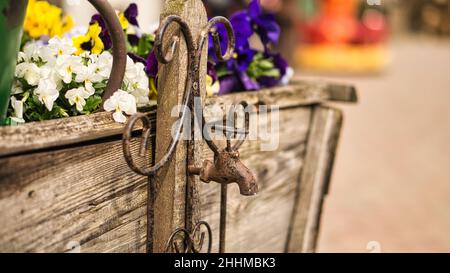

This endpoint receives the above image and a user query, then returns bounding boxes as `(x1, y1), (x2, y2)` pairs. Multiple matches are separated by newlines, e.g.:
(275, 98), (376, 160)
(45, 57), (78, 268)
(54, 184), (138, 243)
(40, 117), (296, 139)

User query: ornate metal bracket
(122, 15), (257, 253)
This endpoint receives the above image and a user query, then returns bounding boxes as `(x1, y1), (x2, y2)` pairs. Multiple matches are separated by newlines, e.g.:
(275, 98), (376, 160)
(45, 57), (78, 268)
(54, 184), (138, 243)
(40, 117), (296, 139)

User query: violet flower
(228, 0), (280, 48)
(145, 50), (158, 78)
(247, 0), (280, 46)
(90, 3), (140, 50)
(90, 14), (112, 50)
(124, 3), (139, 27)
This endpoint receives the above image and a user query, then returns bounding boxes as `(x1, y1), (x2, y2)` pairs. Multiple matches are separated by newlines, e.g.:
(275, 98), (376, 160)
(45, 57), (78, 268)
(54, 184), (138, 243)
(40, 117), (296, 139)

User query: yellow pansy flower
(119, 13), (129, 30)
(23, 0), (74, 39)
(72, 23), (104, 55)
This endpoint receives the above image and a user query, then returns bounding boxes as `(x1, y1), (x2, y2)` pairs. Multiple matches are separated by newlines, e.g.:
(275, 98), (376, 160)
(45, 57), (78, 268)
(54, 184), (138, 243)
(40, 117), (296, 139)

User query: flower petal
(113, 111), (127, 123)
(124, 3), (139, 27)
(248, 0), (262, 19)
(254, 14), (281, 45)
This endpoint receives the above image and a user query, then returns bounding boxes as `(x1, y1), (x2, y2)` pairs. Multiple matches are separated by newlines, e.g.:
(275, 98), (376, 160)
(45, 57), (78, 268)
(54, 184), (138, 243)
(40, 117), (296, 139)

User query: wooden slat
(153, 0), (208, 253)
(0, 81), (355, 158)
(0, 137), (150, 252)
(0, 106), (155, 158)
(286, 106), (343, 253)
(0, 81), (351, 253)
(200, 107), (312, 252)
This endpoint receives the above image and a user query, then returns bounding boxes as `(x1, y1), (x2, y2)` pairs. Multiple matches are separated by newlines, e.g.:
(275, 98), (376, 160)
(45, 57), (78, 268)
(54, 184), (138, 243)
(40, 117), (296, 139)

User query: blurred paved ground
(299, 36), (450, 253)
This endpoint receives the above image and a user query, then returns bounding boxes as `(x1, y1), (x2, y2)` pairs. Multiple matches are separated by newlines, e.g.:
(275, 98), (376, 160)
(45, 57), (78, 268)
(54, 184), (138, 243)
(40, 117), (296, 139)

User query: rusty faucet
(189, 147), (258, 196)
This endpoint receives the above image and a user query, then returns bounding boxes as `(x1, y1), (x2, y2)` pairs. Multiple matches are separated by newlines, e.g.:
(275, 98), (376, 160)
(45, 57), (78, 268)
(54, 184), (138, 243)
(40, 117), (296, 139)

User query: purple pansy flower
(247, 0), (280, 46)
(227, 0), (280, 48)
(124, 3), (139, 27)
(90, 3), (140, 50)
(90, 14), (113, 50)
(229, 11), (253, 52)
(128, 52), (146, 65)
(219, 74), (243, 95)
(145, 50), (158, 78)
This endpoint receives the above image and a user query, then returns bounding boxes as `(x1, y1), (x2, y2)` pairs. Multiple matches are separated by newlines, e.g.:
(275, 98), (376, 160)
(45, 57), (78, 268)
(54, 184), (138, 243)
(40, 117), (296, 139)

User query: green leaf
(83, 95), (102, 114)
(137, 34), (155, 57)
(93, 81), (107, 90)
(260, 68), (280, 78)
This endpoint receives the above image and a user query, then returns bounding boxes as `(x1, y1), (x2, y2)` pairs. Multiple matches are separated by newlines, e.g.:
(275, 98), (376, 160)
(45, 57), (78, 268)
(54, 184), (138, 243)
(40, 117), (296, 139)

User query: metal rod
(146, 175), (156, 253)
(186, 82), (196, 241)
(87, 0), (127, 105)
(219, 183), (228, 253)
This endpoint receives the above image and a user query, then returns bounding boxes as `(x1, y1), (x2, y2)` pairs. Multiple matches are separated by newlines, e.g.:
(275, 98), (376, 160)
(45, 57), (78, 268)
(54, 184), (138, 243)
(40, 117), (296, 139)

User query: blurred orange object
(298, 0), (389, 73)
(296, 43), (389, 73)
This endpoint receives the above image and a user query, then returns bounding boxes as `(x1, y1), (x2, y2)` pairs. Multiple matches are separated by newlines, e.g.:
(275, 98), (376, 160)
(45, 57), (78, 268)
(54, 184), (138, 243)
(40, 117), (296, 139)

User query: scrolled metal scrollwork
(164, 221), (212, 253)
(122, 15), (239, 254)
(122, 15), (236, 178)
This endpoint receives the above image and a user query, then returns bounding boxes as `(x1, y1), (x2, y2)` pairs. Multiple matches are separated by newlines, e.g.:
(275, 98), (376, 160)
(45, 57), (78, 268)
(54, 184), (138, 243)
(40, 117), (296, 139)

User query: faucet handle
(190, 101), (257, 196)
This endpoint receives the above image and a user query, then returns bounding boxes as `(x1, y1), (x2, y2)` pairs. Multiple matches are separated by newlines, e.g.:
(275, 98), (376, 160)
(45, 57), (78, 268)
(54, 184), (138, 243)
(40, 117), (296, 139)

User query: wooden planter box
(0, 80), (356, 253)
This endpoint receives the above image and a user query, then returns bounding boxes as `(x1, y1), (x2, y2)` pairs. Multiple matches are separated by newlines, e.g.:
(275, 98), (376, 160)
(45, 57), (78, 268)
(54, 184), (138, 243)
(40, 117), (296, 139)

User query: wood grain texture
(0, 106), (155, 158)
(0, 82), (351, 253)
(286, 106), (343, 253)
(200, 107), (312, 253)
(0, 81), (354, 158)
(0, 137), (149, 253)
(153, 0), (208, 252)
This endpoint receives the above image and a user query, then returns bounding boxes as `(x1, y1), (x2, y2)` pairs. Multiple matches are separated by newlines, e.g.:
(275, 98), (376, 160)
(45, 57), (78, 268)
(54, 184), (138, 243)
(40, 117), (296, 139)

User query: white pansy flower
(104, 90), (137, 123)
(87, 53), (99, 64)
(281, 67), (294, 86)
(96, 51), (113, 79)
(22, 41), (55, 65)
(17, 52), (27, 63)
(48, 37), (76, 57)
(65, 87), (92, 112)
(23, 42), (42, 62)
(10, 96), (25, 123)
(56, 55), (83, 84)
(15, 62), (41, 86)
(74, 63), (103, 95)
(123, 58), (151, 107)
(11, 81), (24, 95)
(130, 87), (150, 107)
(35, 79), (59, 111)
(38, 46), (57, 66)
(40, 64), (62, 90)
(124, 59), (149, 97)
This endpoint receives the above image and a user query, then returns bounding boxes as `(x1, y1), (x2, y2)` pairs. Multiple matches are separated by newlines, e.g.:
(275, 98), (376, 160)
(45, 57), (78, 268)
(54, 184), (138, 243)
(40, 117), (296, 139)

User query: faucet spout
(190, 149), (258, 196)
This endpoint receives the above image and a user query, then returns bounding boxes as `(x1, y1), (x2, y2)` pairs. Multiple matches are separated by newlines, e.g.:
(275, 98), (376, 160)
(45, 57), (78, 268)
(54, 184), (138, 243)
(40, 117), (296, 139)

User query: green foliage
(128, 33), (155, 59)
(247, 53), (281, 79)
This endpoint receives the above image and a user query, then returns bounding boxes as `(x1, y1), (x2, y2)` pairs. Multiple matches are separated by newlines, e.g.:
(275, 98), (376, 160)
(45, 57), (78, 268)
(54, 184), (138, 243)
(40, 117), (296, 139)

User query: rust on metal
(87, 0), (127, 106)
(164, 221), (212, 253)
(122, 14), (256, 253)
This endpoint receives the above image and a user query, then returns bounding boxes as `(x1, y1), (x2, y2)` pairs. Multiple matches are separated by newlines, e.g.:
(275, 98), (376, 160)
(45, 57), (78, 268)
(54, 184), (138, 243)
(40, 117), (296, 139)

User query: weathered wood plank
(0, 81), (355, 158)
(0, 106), (155, 158)
(153, 0), (208, 253)
(200, 107), (312, 252)
(286, 106), (343, 253)
(0, 82), (351, 253)
(0, 137), (149, 253)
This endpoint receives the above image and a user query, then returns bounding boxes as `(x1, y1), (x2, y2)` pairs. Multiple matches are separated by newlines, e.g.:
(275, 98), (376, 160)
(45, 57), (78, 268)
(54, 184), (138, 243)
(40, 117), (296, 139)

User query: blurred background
(61, 0), (450, 252)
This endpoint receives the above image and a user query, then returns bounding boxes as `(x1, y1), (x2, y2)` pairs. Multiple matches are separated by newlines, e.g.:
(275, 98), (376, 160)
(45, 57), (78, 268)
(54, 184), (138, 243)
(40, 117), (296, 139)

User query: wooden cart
(0, 0), (357, 253)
